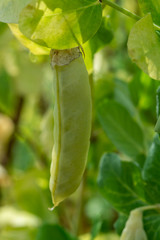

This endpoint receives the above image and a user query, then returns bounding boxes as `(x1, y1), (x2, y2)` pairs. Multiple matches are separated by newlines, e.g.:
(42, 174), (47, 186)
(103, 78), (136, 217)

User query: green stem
(102, 0), (141, 21)
(133, 204), (160, 213)
(1, 96), (24, 168)
(101, 0), (160, 31)
(154, 23), (160, 31)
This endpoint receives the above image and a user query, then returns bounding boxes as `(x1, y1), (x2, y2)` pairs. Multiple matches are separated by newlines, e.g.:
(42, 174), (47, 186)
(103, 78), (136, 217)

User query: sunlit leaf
(138, 0), (160, 26)
(19, 0), (102, 49)
(1, 227), (37, 240)
(128, 14), (160, 80)
(9, 24), (50, 55)
(0, 0), (31, 23)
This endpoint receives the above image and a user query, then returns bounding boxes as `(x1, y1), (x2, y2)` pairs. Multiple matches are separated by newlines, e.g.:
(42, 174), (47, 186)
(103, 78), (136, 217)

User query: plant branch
(102, 0), (141, 21)
(2, 96), (24, 168)
(137, 204), (160, 213)
(101, 0), (160, 31)
(0, 99), (49, 168)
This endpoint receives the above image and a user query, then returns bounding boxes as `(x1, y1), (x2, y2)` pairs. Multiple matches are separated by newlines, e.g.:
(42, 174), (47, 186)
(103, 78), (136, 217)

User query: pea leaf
(97, 153), (147, 214)
(138, 0), (160, 26)
(128, 69), (142, 107)
(114, 79), (137, 116)
(144, 214), (160, 240)
(83, 17), (113, 71)
(97, 100), (146, 157)
(128, 14), (160, 80)
(13, 170), (54, 220)
(142, 134), (160, 204)
(89, 16), (113, 55)
(114, 214), (127, 235)
(19, 0), (102, 49)
(0, 0), (31, 23)
(0, 69), (15, 114)
(1, 227), (37, 240)
(9, 24), (50, 55)
(12, 137), (36, 171)
(36, 224), (77, 240)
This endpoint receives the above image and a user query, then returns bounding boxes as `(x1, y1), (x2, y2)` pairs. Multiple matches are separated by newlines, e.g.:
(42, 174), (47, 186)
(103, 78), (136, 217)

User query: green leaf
(1, 227), (37, 240)
(89, 16), (113, 55)
(114, 215), (127, 235)
(0, 22), (7, 35)
(0, 69), (15, 114)
(114, 79), (136, 116)
(9, 24), (50, 55)
(12, 137), (36, 171)
(142, 134), (160, 203)
(0, 0), (31, 23)
(90, 220), (102, 240)
(128, 14), (160, 80)
(97, 100), (146, 157)
(97, 153), (146, 214)
(144, 214), (160, 240)
(138, 0), (160, 26)
(128, 69), (142, 107)
(13, 170), (54, 220)
(94, 77), (114, 106)
(19, 0), (102, 49)
(36, 224), (77, 240)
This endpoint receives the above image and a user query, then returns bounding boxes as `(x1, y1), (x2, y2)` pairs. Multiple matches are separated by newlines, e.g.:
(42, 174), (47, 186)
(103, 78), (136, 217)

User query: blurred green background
(0, 0), (159, 239)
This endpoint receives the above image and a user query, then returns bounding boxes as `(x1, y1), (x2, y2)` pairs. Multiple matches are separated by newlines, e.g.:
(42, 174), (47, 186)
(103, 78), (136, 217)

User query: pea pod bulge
(50, 47), (92, 207)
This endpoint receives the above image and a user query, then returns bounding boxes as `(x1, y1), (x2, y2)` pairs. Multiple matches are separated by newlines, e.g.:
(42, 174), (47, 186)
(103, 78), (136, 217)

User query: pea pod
(50, 47), (92, 207)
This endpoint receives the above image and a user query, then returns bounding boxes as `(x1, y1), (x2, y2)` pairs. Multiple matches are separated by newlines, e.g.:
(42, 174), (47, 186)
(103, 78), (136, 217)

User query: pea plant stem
(101, 0), (160, 31)
(2, 96), (24, 168)
(102, 0), (141, 21)
(0, 101), (49, 168)
(137, 204), (160, 212)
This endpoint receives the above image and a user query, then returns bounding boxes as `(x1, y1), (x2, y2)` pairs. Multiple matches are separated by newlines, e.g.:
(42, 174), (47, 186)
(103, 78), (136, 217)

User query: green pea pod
(50, 48), (92, 207)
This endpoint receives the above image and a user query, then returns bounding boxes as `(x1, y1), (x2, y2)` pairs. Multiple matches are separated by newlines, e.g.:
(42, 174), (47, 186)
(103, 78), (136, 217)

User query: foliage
(0, 0), (160, 240)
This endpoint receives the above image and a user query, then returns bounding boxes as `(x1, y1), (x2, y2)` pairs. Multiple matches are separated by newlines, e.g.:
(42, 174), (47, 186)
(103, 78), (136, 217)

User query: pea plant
(1, 0), (160, 240)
